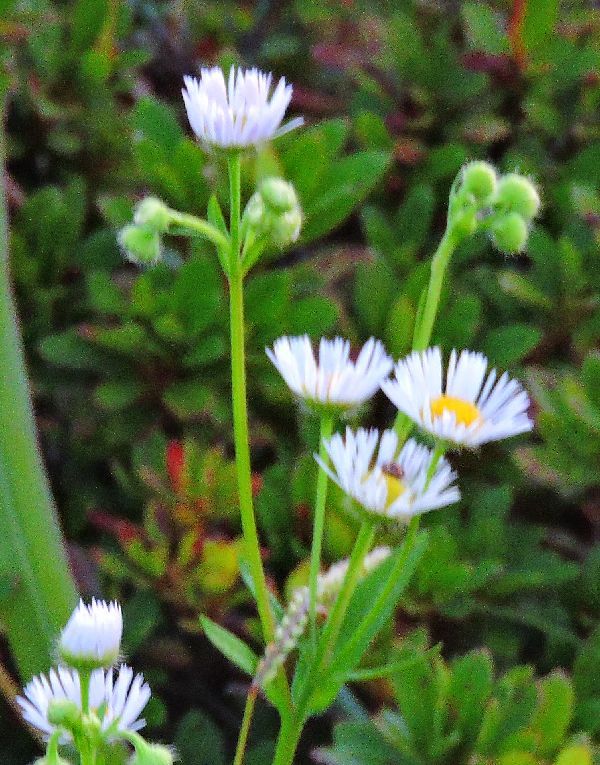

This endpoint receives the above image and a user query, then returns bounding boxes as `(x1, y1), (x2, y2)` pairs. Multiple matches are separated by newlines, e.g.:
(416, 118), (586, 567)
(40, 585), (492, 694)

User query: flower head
(182, 66), (303, 149)
(266, 336), (393, 413)
(318, 428), (460, 519)
(382, 347), (533, 448)
(59, 598), (122, 669)
(17, 665), (150, 742)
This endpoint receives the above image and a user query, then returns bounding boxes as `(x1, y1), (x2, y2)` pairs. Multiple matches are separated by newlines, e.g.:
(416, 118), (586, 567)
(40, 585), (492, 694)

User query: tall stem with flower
(117, 63), (540, 765)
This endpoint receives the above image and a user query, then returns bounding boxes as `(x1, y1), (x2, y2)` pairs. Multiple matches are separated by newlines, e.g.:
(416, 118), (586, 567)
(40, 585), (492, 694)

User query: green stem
(331, 516), (420, 672)
(233, 688), (257, 765)
(46, 730), (62, 764)
(80, 670), (91, 714)
(272, 713), (303, 765)
(331, 443), (445, 674)
(79, 744), (97, 765)
(228, 153), (241, 263)
(394, 229), (458, 437)
(227, 157), (274, 643)
(308, 415), (334, 644)
(167, 209), (230, 251)
(321, 520), (376, 661)
(298, 520), (376, 717)
(0, 84), (77, 682)
(411, 228), (457, 352)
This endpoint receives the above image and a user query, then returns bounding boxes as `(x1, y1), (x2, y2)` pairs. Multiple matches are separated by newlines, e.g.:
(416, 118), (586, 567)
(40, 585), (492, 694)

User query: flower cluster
(450, 161), (541, 253)
(269, 337), (532, 521)
(17, 600), (169, 765)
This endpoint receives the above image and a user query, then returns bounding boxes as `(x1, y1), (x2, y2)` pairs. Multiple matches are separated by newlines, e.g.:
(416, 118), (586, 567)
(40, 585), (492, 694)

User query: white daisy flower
(317, 428), (460, 519)
(266, 336), (393, 411)
(59, 598), (122, 669)
(17, 665), (150, 742)
(381, 347), (533, 448)
(182, 66), (303, 148)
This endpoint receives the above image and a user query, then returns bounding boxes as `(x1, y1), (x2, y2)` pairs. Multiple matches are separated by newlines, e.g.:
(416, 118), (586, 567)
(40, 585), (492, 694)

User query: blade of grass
(0, 82), (77, 680)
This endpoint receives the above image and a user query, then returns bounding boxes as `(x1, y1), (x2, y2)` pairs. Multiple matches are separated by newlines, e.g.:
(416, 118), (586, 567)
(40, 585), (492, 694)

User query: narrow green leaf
(200, 615), (258, 676)
(302, 150), (391, 243)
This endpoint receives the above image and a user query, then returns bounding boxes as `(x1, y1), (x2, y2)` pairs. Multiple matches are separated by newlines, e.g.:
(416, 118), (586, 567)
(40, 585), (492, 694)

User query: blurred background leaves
(0, 0), (599, 762)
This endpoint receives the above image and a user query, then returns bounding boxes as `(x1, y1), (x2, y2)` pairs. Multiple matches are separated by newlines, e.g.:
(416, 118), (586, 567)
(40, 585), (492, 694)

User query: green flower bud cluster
(119, 197), (171, 265)
(449, 162), (541, 254)
(242, 177), (302, 248)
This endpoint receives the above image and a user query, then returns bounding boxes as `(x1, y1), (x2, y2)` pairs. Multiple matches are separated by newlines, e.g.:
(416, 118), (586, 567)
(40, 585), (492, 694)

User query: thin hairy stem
(227, 153), (275, 643)
(412, 228), (457, 352)
(308, 415), (334, 644)
(233, 688), (257, 765)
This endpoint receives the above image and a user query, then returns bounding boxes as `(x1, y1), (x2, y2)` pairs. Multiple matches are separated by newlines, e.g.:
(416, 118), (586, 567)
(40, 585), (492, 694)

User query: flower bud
(130, 742), (174, 765)
(58, 599), (122, 671)
(451, 204), (477, 239)
(495, 174), (540, 220)
(259, 178), (298, 213)
(461, 161), (497, 201)
(243, 193), (265, 228)
(47, 698), (80, 728)
(134, 197), (171, 232)
(119, 224), (162, 266)
(34, 756), (72, 765)
(490, 212), (529, 253)
(270, 207), (302, 246)
(242, 180), (302, 248)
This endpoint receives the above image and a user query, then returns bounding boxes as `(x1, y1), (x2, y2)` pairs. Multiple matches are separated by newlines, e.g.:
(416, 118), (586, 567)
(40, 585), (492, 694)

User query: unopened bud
(34, 757), (71, 765)
(490, 212), (529, 253)
(462, 161), (497, 201)
(451, 204), (477, 239)
(243, 193), (265, 228)
(495, 174), (540, 220)
(270, 207), (302, 246)
(130, 742), (174, 765)
(134, 197), (171, 232)
(119, 224), (162, 265)
(259, 178), (298, 213)
(47, 699), (80, 728)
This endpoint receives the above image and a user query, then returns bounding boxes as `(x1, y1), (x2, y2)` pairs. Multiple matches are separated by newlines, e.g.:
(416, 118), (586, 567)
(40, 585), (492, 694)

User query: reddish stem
(509, 0), (528, 70)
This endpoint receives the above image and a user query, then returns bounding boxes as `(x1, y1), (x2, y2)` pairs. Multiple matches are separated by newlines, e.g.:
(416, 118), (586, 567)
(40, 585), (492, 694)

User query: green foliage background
(0, 0), (599, 762)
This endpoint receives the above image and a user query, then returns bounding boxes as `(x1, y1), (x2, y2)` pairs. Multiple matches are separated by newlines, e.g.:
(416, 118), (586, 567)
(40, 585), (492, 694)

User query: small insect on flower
(17, 665), (150, 743)
(182, 66), (303, 149)
(382, 347), (533, 448)
(317, 428), (460, 519)
(266, 336), (393, 413)
(59, 598), (123, 670)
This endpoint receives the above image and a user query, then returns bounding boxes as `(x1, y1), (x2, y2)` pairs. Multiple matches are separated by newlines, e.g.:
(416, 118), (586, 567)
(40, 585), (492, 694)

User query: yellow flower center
(362, 463), (406, 509)
(430, 395), (481, 427)
(383, 473), (406, 506)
